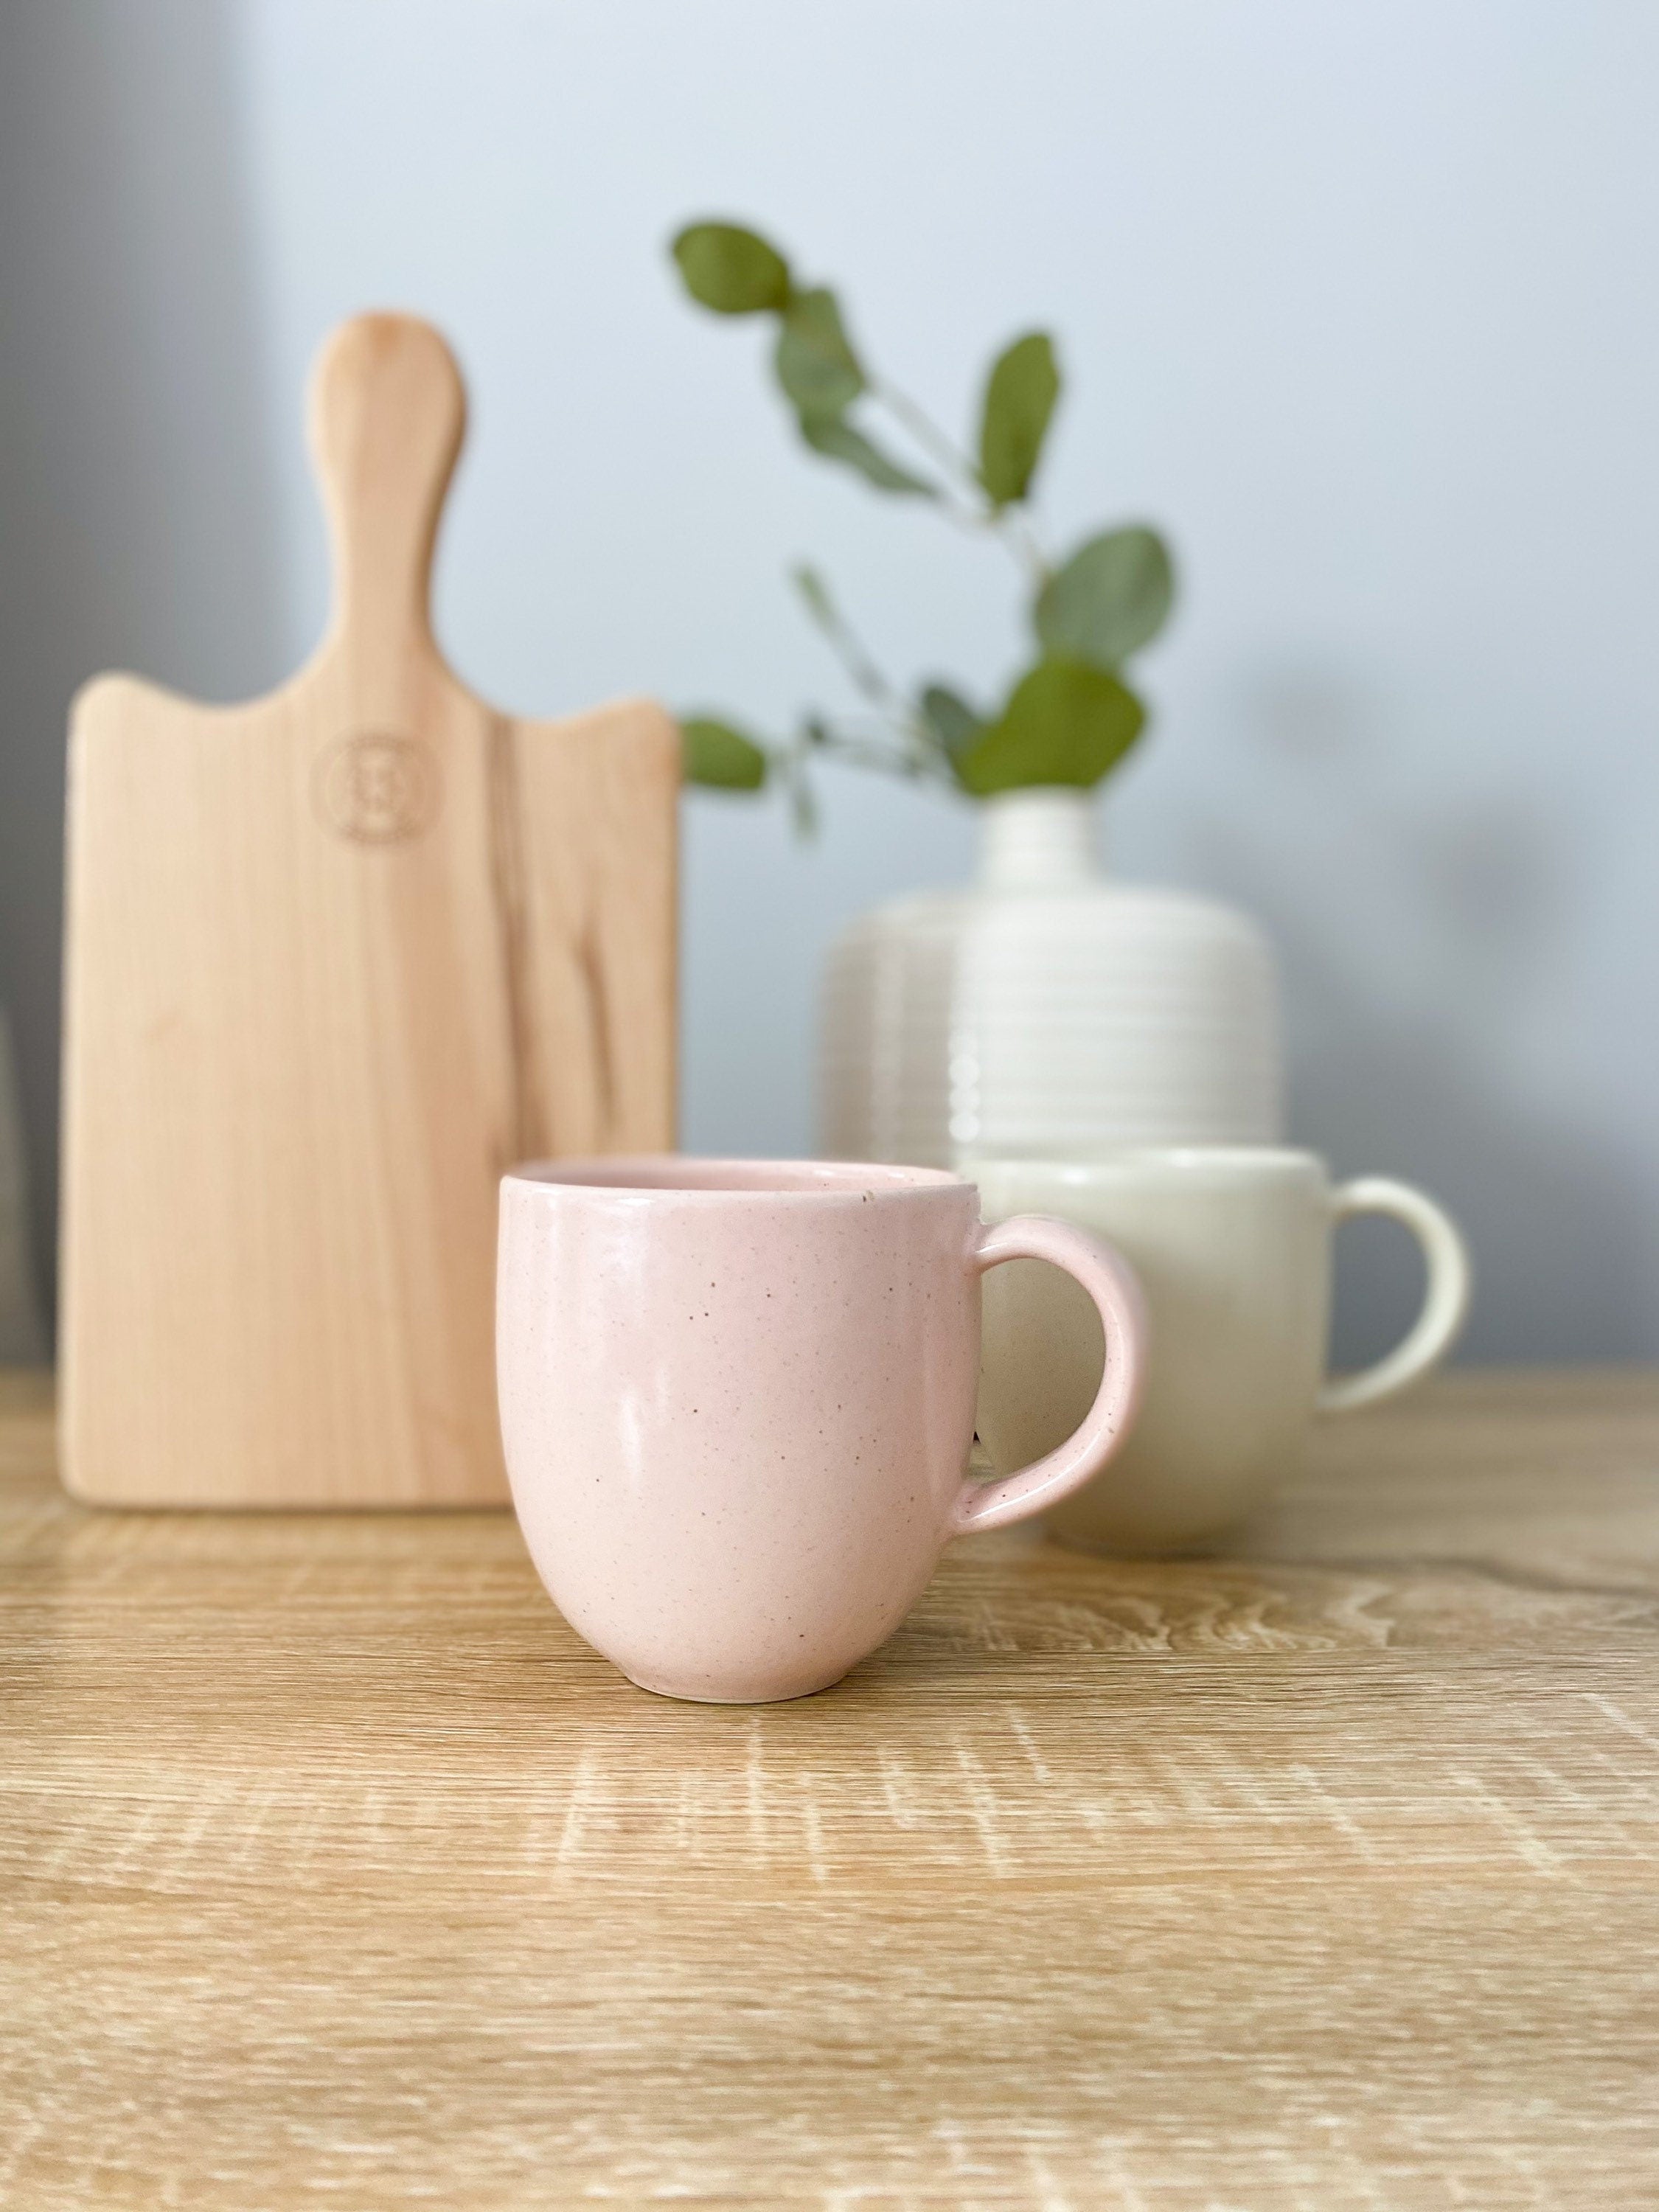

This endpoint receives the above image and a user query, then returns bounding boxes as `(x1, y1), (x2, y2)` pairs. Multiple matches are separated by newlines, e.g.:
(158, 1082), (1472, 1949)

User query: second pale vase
(819, 788), (1282, 1167)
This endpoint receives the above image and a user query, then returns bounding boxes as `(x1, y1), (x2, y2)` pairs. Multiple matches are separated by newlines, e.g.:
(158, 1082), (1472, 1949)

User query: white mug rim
(964, 1146), (1329, 1192)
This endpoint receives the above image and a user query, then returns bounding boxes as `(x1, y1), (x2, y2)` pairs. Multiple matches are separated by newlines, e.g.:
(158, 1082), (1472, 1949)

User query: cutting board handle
(308, 313), (465, 671)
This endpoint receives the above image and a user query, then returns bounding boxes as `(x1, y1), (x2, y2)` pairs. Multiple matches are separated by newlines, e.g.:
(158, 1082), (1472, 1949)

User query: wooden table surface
(4, 1368), (1658, 2208)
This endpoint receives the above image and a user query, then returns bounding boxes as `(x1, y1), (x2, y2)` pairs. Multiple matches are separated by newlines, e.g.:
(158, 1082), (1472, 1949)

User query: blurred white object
(819, 788), (1282, 1166)
(971, 1149), (1471, 1554)
(0, 1007), (46, 1366)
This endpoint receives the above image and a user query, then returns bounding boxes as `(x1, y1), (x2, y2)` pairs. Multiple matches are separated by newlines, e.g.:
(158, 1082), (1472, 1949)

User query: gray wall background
(1, 0), (1656, 1364)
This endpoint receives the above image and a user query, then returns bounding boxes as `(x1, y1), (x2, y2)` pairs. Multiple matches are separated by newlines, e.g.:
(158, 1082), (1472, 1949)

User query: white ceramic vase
(818, 788), (1282, 1167)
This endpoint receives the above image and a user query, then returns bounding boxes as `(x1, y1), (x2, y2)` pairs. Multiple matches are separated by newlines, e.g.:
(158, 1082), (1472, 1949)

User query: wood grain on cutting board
(59, 314), (678, 1507)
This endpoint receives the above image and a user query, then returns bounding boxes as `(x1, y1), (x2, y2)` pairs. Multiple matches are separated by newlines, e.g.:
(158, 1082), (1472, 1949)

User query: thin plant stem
(869, 375), (1051, 588)
(869, 378), (980, 493)
(801, 711), (954, 785)
(995, 504), (1052, 591)
(787, 570), (956, 783)
(790, 568), (900, 712)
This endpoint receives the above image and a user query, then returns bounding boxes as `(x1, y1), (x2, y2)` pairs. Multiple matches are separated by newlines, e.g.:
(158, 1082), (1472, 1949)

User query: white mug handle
(953, 1214), (1149, 1534)
(1318, 1177), (1472, 1415)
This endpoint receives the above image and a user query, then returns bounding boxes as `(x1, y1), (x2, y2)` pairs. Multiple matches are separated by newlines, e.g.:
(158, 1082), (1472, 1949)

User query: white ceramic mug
(497, 1159), (1147, 1703)
(972, 1149), (1471, 1555)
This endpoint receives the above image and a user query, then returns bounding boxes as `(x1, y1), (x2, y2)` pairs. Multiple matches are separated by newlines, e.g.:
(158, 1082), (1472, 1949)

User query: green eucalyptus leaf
(774, 288), (864, 420)
(670, 222), (793, 315)
(955, 658), (1145, 796)
(799, 414), (935, 495)
(917, 684), (984, 762)
(1034, 526), (1175, 668)
(681, 716), (769, 790)
(977, 331), (1060, 508)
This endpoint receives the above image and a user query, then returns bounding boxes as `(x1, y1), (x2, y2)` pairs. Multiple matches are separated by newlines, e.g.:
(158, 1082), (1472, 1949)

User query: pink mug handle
(953, 1213), (1149, 1536)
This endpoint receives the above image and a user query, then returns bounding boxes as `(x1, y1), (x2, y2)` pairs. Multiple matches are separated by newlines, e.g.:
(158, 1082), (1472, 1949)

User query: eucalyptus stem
(792, 571), (900, 712)
(800, 712), (953, 785)
(869, 378), (978, 498)
(995, 506), (1052, 591)
(670, 218), (1175, 818)
(870, 375), (1051, 588)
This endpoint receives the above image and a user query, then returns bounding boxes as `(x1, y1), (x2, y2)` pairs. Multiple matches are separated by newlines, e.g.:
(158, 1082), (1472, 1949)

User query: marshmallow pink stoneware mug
(496, 1158), (1147, 1703)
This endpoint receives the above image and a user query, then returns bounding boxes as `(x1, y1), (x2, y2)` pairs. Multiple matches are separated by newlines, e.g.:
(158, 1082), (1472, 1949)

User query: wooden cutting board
(58, 313), (678, 1507)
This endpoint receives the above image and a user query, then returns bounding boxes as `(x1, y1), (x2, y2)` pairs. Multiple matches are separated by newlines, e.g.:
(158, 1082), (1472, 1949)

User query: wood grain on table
(3, 1368), (1658, 2208)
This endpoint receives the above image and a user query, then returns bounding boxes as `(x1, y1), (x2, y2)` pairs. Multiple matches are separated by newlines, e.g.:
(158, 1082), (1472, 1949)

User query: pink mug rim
(501, 1155), (970, 1203)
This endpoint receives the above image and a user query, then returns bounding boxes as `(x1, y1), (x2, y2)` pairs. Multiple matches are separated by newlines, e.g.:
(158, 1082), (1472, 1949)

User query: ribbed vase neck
(977, 789), (1100, 891)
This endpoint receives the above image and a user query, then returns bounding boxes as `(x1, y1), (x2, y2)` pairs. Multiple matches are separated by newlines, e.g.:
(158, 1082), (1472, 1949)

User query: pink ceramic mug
(496, 1158), (1146, 1703)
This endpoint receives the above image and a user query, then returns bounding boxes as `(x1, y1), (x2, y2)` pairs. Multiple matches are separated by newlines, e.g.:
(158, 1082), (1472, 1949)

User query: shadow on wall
(1189, 671), (1650, 1366)
(0, 0), (286, 1334)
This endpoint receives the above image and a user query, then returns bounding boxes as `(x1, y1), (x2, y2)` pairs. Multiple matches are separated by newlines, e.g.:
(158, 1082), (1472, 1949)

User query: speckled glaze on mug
(497, 1158), (1146, 1703)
